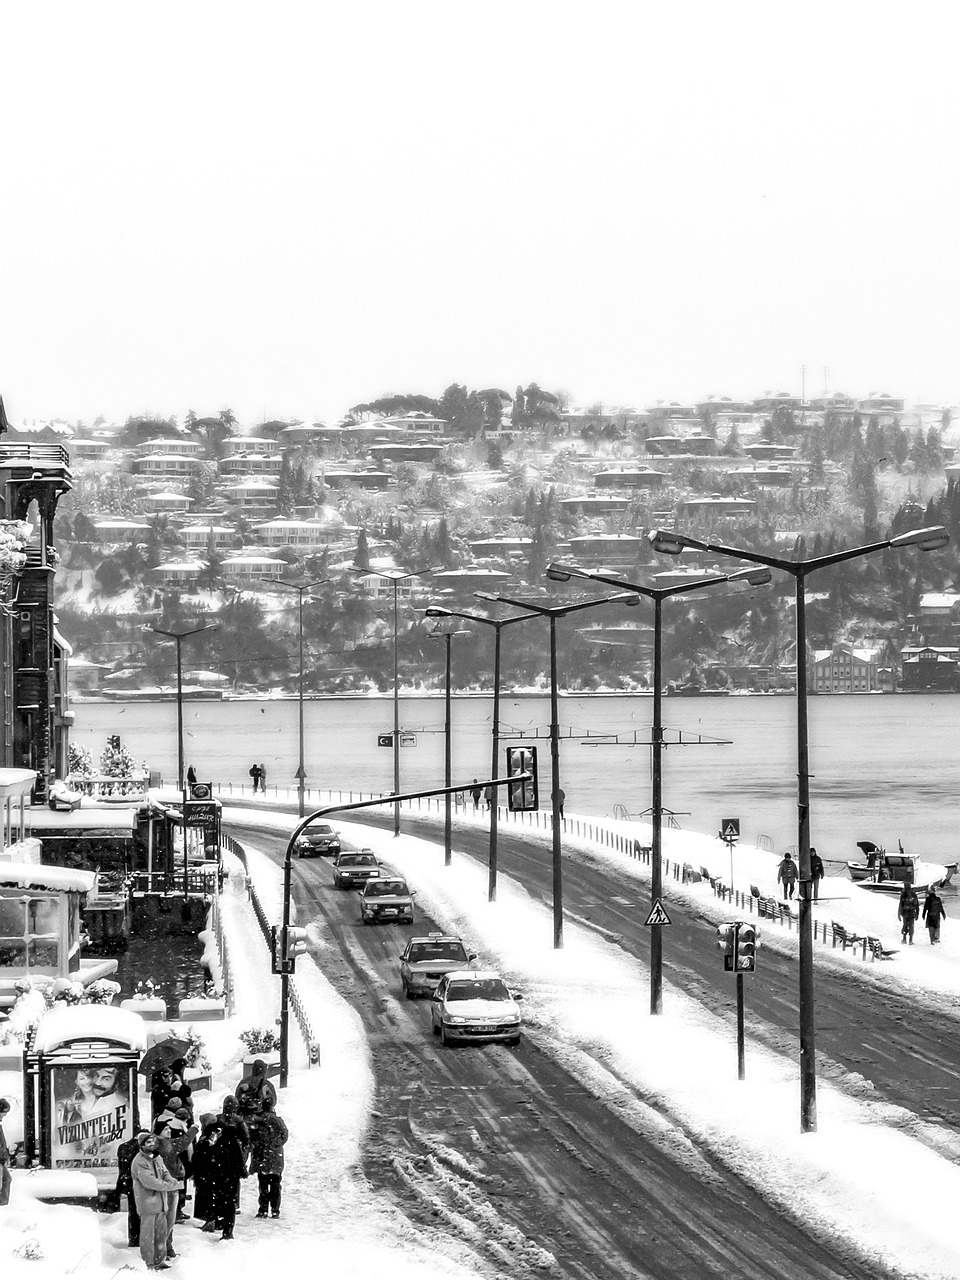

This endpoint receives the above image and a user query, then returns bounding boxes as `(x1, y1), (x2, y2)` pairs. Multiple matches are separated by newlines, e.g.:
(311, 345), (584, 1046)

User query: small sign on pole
(721, 818), (740, 842)
(644, 899), (672, 927)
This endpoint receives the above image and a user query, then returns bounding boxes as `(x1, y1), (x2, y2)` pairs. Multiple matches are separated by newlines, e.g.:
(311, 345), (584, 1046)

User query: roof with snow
(0, 861), (97, 892)
(33, 1002), (147, 1053)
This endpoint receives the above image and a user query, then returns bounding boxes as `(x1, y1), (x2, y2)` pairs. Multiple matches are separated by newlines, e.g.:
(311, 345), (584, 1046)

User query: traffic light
(735, 922), (758, 973)
(506, 746), (539, 812)
(284, 926), (308, 963)
(716, 923), (736, 972)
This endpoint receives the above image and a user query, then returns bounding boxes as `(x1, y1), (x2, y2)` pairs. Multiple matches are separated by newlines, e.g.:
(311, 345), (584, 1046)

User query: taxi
(398, 932), (476, 999)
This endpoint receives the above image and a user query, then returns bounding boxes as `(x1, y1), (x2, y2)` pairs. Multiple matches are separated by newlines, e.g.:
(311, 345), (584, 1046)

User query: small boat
(847, 840), (958, 893)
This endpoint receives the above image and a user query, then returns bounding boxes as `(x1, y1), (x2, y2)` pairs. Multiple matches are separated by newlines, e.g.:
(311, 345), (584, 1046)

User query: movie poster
(50, 1062), (133, 1185)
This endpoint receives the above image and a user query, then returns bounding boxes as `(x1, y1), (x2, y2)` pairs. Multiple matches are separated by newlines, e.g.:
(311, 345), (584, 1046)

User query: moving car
(332, 850), (381, 889)
(430, 969), (523, 1047)
(295, 822), (342, 857)
(359, 876), (415, 925)
(398, 932), (476, 999)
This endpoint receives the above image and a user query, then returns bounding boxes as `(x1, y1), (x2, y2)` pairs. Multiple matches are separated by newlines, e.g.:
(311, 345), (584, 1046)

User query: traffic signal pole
(736, 972), (745, 1081)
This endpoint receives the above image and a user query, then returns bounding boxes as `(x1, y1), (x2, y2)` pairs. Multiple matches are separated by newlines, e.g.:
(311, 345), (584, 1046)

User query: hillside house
(810, 643), (881, 693)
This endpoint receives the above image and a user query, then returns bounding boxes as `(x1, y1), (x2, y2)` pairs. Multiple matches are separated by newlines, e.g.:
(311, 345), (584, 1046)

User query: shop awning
(26, 806), (138, 834)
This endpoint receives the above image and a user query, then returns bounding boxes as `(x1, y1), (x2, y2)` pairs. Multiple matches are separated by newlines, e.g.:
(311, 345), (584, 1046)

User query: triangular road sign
(644, 898), (672, 927)
(721, 818), (740, 840)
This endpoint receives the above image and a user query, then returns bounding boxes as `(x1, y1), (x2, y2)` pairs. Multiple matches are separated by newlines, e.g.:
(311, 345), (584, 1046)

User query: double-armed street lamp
(427, 626), (471, 866)
(424, 604), (539, 901)
(148, 623), (219, 791)
(648, 523), (950, 1133)
(476, 588), (641, 949)
(267, 578), (327, 818)
(349, 565), (438, 836)
(546, 562), (771, 1016)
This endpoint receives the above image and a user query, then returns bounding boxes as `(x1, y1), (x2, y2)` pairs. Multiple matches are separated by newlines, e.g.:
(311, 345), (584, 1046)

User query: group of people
(248, 762), (268, 793)
(118, 1058), (289, 1271)
(897, 882), (947, 945)
(775, 848), (825, 901)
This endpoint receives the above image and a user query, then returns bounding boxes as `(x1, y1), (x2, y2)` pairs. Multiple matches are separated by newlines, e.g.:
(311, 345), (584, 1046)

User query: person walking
(186, 765), (198, 787)
(922, 886), (947, 944)
(0, 1097), (12, 1208)
(259, 762), (267, 790)
(553, 788), (565, 820)
(248, 762), (261, 793)
(249, 1095), (289, 1219)
(131, 1131), (180, 1271)
(191, 1118), (219, 1229)
(777, 851), (798, 901)
(205, 1121), (247, 1239)
(470, 779), (482, 810)
(809, 847), (825, 902)
(898, 880), (921, 944)
(235, 1059), (278, 1116)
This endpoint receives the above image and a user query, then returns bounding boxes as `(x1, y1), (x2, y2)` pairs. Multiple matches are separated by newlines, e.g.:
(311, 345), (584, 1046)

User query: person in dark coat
(777, 852), (798, 900)
(235, 1060), (278, 1116)
(153, 1116), (198, 1255)
(470, 779), (482, 809)
(809, 847), (825, 901)
(191, 1118), (219, 1227)
(186, 766), (198, 786)
(898, 881), (921, 944)
(203, 1122), (247, 1239)
(114, 1130), (148, 1244)
(149, 1068), (174, 1121)
(922, 887), (947, 944)
(249, 762), (262, 793)
(249, 1096), (289, 1218)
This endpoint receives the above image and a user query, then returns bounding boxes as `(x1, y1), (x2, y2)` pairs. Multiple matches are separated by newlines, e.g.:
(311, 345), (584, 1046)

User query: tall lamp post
(350, 566), (437, 836)
(476, 588), (640, 948)
(267, 578), (327, 818)
(427, 626), (470, 866)
(424, 604), (538, 900)
(149, 623), (219, 789)
(546, 562), (770, 1015)
(649, 523), (949, 1132)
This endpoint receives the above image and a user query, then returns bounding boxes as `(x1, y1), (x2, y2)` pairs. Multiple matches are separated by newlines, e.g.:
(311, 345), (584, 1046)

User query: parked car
(359, 876), (415, 925)
(430, 969), (522, 1047)
(399, 932), (475, 999)
(295, 822), (341, 857)
(332, 850), (381, 888)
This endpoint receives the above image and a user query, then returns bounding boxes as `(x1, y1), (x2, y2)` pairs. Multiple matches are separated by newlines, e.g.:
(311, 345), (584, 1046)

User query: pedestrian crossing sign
(721, 818), (740, 842)
(644, 899), (672, 927)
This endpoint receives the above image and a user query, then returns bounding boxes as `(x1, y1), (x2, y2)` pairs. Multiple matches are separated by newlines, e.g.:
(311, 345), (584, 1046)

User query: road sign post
(720, 817), (740, 891)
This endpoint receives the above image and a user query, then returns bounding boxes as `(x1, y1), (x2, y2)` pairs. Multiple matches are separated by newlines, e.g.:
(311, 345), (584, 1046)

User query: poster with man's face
(51, 1062), (133, 1184)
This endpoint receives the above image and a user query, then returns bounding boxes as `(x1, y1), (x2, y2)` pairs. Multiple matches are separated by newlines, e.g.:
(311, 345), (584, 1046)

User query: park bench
(866, 936), (898, 961)
(831, 920), (864, 951)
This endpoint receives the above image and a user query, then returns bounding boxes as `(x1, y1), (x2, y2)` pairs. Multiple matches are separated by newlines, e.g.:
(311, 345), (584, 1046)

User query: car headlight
(446, 1015), (468, 1025)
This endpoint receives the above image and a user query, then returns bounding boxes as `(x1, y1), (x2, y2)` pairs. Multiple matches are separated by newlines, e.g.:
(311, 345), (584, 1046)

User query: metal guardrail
(0, 441), (70, 466)
(288, 978), (320, 1067)
(130, 869), (219, 897)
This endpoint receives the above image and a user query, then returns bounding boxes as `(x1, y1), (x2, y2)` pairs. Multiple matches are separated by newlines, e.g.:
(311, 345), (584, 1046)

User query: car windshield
(365, 880), (407, 897)
(446, 978), (510, 1002)
(339, 854), (375, 867)
(407, 942), (467, 963)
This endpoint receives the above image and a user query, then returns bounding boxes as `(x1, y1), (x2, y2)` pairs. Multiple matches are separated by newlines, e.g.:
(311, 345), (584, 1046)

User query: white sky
(2, 2), (959, 428)
(7, 799), (960, 1277)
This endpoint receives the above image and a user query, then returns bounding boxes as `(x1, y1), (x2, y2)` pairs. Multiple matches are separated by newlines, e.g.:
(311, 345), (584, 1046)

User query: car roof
(443, 969), (504, 982)
(407, 934), (464, 946)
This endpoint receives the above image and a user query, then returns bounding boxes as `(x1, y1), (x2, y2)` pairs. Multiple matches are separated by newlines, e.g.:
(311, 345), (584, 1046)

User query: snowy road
(234, 821), (896, 1280)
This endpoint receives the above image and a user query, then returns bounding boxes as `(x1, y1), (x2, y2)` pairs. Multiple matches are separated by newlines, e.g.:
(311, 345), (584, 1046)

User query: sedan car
(399, 932), (476, 999)
(359, 876), (415, 925)
(332, 850), (381, 889)
(430, 969), (522, 1047)
(295, 822), (342, 857)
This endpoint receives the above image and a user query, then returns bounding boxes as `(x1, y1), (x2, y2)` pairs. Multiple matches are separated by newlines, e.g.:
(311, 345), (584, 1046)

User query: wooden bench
(866, 936), (898, 961)
(831, 920), (863, 951)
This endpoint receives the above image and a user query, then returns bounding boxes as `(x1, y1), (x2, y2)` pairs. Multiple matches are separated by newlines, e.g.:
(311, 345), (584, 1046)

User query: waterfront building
(901, 645), (960, 692)
(809, 643), (882, 693)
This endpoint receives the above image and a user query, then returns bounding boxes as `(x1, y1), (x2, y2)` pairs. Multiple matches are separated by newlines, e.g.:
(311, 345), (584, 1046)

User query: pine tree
(355, 528), (371, 570)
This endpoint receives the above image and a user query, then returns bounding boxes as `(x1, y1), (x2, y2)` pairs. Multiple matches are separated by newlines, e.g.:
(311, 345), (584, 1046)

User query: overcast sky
(2, 2), (958, 427)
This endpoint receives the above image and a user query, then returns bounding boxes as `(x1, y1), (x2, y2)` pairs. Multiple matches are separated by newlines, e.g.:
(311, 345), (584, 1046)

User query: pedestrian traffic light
(717, 923), (736, 972)
(735, 922), (758, 973)
(284, 926), (308, 963)
(506, 746), (539, 812)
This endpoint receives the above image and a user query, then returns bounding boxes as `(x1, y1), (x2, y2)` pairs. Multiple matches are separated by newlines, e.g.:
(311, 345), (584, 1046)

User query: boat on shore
(847, 841), (958, 893)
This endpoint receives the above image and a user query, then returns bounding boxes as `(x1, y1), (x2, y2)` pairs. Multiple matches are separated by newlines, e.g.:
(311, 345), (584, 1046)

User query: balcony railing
(0, 442), (71, 468)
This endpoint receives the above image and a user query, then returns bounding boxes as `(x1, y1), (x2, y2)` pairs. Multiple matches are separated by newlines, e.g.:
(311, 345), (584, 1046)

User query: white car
(399, 933), (475, 999)
(430, 969), (522, 1047)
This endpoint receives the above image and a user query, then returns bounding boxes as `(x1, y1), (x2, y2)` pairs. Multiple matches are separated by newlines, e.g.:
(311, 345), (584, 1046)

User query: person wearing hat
(235, 1059), (277, 1117)
(153, 1114), (198, 1257)
(203, 1119), (247, 1239)
(131, 1131), (180, 1271)
(249, 1095), (289, 1219)
(191, 1118), (219, 1227)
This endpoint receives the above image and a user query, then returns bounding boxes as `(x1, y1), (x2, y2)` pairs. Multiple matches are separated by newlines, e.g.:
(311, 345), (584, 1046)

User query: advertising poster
(50, 1062), (133, 1184)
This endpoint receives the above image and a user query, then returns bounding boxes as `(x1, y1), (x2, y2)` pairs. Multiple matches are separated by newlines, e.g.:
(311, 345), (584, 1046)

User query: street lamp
(648, 523), (949, 1132)
(349, 565), (438, 836)
(427, 626), (471, 866)
(148, 623), (219, 790)
(476, 588), (640, 948)
(546, 561), (770, 1015)
(424, 604), (539, 900)
(267, 578), (327, 818)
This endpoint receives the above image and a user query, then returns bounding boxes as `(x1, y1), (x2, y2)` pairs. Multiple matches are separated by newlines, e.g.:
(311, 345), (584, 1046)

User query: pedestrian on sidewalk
(898, 880), (920, 944)
(206, 1121), (247, 1239)
(131, 1131), (180, 1271)
(809, 847), (825, 901)
(777, 851), (798, 901)
(922, 886), (947, 944)
(114, 1129), (145, 1245)
(470, 779), (482, 809)
(483, 785), (492, 811)
(0, 1097), (12, 1207)
(249, 1095), (289, 1219)
(235, 1059), (277, 1116)
(191, 1116), (219, 1227)
(259, 762), (267, 791)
